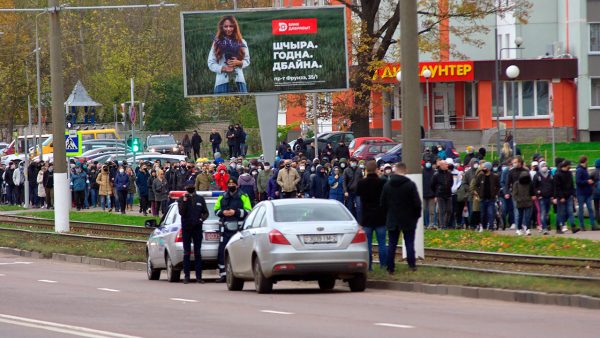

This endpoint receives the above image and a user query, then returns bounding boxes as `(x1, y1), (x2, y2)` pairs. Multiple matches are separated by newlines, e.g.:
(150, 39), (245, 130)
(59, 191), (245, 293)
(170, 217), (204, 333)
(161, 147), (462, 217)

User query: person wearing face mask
(430, 159), (453, 229)
(237, 168), (257, 205)
(114, 166), (130, 214)
(342, 158), (363, 218)
(277, 160), (300, 199)
(462, 158), (479, 224)
(70, 164), (88, 211)
(214, 178), (252, 282)
(135, 165), (150, 216)
(256, 162), (273, 201)
(422, 161), (436, 229)
(296, 163), (308, 198)
(195, 164), (212, 192)
(148, 169), (158, 216)
(382, 164), (393, 180)
(228, 161), (240, 181)
(4, 162), (16, 205)
(499, 160), (515, 230)
(575, 156), (596, 232)
(178, 184), (209, 284)
(328, 166), (344, 202)
(42, 163), (54, 209)
(153, 170), (169, 216)
(226, 125), (237, 158)
(214, 164), (230, 191)
(533, 162), (554, 234)
(474, 162), (500, 232)
(309, 165), (329, 199)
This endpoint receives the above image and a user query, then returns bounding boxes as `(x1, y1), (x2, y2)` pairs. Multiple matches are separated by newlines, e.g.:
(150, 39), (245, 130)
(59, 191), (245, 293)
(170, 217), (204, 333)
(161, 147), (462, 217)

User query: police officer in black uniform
(214, 178), (252, 283)
(178, 184), (209, 284)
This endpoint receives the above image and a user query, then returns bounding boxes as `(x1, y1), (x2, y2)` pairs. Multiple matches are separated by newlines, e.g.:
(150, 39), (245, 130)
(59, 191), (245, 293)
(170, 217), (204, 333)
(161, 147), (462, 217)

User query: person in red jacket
(214, 164), (230, 191)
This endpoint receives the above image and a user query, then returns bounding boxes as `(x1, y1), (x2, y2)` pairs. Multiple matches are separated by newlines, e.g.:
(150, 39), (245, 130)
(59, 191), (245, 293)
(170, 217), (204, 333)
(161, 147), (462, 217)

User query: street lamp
(422, 68), (432, 138)
(506, 65), (520, 156)
(494, 35), (524, 160)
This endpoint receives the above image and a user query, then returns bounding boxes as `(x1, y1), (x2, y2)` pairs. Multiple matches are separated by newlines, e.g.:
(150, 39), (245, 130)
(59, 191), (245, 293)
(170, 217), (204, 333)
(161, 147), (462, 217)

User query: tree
(338, 0), (532, 136)
(145, 76), (198, 131)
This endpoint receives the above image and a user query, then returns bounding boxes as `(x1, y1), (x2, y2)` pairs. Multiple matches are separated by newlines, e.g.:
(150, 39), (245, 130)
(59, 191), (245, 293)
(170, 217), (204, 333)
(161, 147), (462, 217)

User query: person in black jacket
(191, 130), (203, 161)
(554, 160), (580, 234)
(178, 184), (209, 284)
(381, 162), (421, 273)
(43, 163), (54, 209)
(209, 129), (222, 156)
(422, 161), (436, 229)
(334, 141), (350, 160)
(309, 165), (329, 199)
(430, 159), (453, 229)
(226, 125), (237, 158)
(533, 161), (553, 234)
(356, 160), (387, 271)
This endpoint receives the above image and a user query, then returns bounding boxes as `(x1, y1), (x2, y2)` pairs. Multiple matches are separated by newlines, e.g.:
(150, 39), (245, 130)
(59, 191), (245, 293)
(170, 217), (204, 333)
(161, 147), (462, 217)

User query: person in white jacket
(37, 166), (46, 207)
(12, 162), (25, 205)
(207, 15), (250, 94)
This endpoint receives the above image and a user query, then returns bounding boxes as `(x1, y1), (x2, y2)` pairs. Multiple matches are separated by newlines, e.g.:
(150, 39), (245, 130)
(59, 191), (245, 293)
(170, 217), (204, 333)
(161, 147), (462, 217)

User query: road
(0, 253), (598, 338)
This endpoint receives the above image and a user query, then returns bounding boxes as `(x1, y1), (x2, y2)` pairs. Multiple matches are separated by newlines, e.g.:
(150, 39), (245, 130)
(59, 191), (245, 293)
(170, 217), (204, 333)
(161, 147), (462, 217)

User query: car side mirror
(145, 219), (158, 228)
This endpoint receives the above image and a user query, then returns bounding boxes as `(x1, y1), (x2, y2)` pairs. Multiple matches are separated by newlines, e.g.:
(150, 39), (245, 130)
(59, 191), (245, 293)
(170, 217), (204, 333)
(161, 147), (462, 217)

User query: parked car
(374, 139), (459, 166)
(126, 153), (187, 165)
(288, 131), (355, 154)
(348, 137), (394, 157)
(0, 142), (9, 155)
(145, 191), (224, 282)
(353, 142), (398, 161)
(146, 134), (182, 155)
(225, 199), (368, 293)
(81, 139), (128, 153)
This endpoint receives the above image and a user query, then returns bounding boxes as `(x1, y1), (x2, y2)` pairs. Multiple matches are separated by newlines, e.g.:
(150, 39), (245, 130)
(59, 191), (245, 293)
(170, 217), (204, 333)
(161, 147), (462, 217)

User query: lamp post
(506, 65), (520, 156)
(422, 68), (432, 138)
(494, 34), (524, 158)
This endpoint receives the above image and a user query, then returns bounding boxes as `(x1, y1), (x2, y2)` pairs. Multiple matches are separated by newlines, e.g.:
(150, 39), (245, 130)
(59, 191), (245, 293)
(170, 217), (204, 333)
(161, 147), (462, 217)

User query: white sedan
(225, 199), (369, 293)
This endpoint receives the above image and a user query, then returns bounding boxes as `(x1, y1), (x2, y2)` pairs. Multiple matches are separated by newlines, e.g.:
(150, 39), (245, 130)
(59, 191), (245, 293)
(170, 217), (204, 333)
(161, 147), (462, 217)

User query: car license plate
(204, 232), (220, 241)
(303, 234), (337, 244)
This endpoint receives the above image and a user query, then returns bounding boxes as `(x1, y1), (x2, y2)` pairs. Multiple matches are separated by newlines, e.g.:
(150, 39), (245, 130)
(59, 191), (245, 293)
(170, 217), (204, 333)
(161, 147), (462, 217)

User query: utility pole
(0, 2), (177, 233)
(36, 13), (44, 161)
(130, 78), (136, 165)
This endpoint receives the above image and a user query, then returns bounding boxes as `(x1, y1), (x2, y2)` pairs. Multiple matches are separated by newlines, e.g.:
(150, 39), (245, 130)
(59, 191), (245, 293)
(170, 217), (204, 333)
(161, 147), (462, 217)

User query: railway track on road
(0, 214), (151, 238)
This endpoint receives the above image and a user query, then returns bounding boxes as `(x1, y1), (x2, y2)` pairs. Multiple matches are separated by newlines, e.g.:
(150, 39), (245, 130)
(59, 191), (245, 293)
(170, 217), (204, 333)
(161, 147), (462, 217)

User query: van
(33, 129), (120, 156)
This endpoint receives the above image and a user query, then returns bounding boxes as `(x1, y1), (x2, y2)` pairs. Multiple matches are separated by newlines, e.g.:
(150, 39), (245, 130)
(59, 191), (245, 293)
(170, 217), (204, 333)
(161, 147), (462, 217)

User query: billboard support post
(256, 95), (279, 165)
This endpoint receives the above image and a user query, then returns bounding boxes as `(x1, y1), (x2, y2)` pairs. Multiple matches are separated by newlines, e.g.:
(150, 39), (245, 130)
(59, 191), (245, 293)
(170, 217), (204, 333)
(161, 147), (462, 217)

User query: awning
(64, 80), (102, 107)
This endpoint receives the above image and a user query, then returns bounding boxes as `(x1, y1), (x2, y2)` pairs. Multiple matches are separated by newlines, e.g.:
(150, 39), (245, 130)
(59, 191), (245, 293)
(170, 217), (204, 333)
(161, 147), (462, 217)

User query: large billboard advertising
(181, 7), (349, 97)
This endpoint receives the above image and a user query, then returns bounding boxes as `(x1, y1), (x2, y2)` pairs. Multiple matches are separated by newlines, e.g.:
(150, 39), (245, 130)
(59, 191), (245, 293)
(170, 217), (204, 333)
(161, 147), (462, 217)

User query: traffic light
(132, 137), (141, 153)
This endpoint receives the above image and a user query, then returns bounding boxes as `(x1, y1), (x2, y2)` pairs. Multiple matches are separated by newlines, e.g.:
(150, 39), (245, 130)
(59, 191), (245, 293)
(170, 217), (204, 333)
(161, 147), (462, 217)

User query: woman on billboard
(208, 15), (250, 94)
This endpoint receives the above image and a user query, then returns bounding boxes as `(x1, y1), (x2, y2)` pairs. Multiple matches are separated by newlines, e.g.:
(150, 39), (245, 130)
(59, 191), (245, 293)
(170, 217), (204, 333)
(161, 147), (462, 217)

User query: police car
(145, 191), (223, 282)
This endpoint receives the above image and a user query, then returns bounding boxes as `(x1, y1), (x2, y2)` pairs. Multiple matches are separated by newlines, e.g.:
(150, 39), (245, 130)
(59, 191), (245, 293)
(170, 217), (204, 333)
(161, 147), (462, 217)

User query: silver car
(225, 199), (369, 293)
(145, 191), (223, 282)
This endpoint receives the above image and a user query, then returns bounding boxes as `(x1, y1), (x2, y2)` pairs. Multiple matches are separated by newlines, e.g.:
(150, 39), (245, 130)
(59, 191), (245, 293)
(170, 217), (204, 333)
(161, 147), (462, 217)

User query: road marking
(97, 288), (120, 293)
(0, 313), (142, 338)
(374, 323), (415, 329)
(170, 298), (198, 303)
(260, 310), (295, 315)
(0, 274), (5, 276)
(38, 279), (58, 283)
(0, 261), (33, 265)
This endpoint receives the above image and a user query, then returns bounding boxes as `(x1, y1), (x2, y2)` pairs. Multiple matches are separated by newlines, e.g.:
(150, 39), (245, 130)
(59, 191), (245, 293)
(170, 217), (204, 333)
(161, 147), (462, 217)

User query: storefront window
(592, 78), (600, 107)
(591, 23), (600, 53)
(465, 82), (478, 118)
(536, 81), (549, 115)
(522, 81), (535, 116)
(501, 80), (550, 117)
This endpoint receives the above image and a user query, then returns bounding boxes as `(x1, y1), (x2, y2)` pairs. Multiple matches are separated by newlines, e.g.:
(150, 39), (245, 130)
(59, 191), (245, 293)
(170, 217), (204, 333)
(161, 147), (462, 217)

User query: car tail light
(452, 148), (460, 157)
(269, 229), (291, 245)
(175, 229), (183, 243)
(351, 229), (367, 243)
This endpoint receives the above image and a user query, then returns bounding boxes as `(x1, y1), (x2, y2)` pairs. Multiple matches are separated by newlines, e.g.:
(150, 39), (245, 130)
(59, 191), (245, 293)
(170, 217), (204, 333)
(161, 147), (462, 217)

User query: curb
(0, 247), (146, 272)
(367, 280), (600, 310)
(2, 246), (598, 309)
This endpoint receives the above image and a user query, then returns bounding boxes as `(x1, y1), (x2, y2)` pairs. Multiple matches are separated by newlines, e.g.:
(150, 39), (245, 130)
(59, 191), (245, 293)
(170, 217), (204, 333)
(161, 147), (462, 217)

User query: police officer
(214, 178), (252, 283)
(178, 184), (209, 284)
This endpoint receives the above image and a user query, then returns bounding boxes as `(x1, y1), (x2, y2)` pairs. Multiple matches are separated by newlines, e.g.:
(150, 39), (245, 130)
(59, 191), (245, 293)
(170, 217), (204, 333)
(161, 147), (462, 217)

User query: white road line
(260, 310), (295, 315)
(374, 323), (415, 329)
(170, 298), (198, 303)
(0, 274), (5, 276)
(97, 288), (120, 293)
(0, 314), (142, 338)
(0, 261), (33, 265)
(37, 279), (58, 283)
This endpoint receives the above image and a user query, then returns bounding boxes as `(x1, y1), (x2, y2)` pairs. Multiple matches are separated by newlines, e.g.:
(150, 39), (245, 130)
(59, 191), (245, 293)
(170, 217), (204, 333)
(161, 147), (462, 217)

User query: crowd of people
(424, 144), (600, 235)
(181, 124), (248, 161)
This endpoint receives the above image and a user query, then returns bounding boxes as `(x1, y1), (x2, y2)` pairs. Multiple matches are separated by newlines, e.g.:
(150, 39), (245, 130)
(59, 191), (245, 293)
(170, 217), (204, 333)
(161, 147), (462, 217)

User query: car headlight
(172, 147), (179, 152)
(150, 148), (155, 152)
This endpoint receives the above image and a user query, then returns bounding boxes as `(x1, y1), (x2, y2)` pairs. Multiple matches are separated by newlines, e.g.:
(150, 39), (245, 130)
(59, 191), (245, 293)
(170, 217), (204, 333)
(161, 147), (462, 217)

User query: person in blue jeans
(533, 162), (554, 234)
(575, 156), (595, 231)
(554, 160), (579, 233)
(356, 161), (387, 271)
(473, 162), (499, 231)
(380, 163), (421, 273)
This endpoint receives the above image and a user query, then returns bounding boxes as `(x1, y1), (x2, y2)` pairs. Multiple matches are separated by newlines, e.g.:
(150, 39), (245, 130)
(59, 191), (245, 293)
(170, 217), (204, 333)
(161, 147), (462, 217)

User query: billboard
(181, 7), (349, 97)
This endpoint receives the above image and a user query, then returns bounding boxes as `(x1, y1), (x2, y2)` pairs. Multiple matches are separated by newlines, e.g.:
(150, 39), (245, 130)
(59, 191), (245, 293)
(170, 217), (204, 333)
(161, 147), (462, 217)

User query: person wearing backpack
(576, 156), (597, 231)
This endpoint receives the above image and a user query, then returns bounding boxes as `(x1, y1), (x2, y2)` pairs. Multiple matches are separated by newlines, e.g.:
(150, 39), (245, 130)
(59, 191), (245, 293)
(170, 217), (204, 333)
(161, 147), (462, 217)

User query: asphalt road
(0, 253), (598, 338)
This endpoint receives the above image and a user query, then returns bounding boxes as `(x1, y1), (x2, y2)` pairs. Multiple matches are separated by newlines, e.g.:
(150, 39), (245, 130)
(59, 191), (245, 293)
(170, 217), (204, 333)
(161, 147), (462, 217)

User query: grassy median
(0, 205), (25, 212)
(368, 266), (600, 298)
(18, 211), (153, 227)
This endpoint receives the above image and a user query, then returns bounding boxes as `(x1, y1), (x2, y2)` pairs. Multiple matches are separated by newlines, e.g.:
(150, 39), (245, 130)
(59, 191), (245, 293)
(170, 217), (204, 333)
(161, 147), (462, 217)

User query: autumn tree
(338, 0), (532, 137)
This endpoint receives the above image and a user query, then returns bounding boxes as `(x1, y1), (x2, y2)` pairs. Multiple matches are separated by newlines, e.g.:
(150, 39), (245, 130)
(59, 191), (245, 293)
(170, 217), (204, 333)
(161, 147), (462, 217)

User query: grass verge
(0, 205), (25, 212)
(368, 266), (600, 298)
(0, 230), (145, 262)
(424, 230), (600, 258)
(19, 211), (154, 227)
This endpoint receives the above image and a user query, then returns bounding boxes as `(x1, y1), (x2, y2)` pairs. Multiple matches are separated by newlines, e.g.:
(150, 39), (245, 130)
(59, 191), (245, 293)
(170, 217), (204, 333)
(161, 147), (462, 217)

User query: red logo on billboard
(272, 18), (318, 35)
